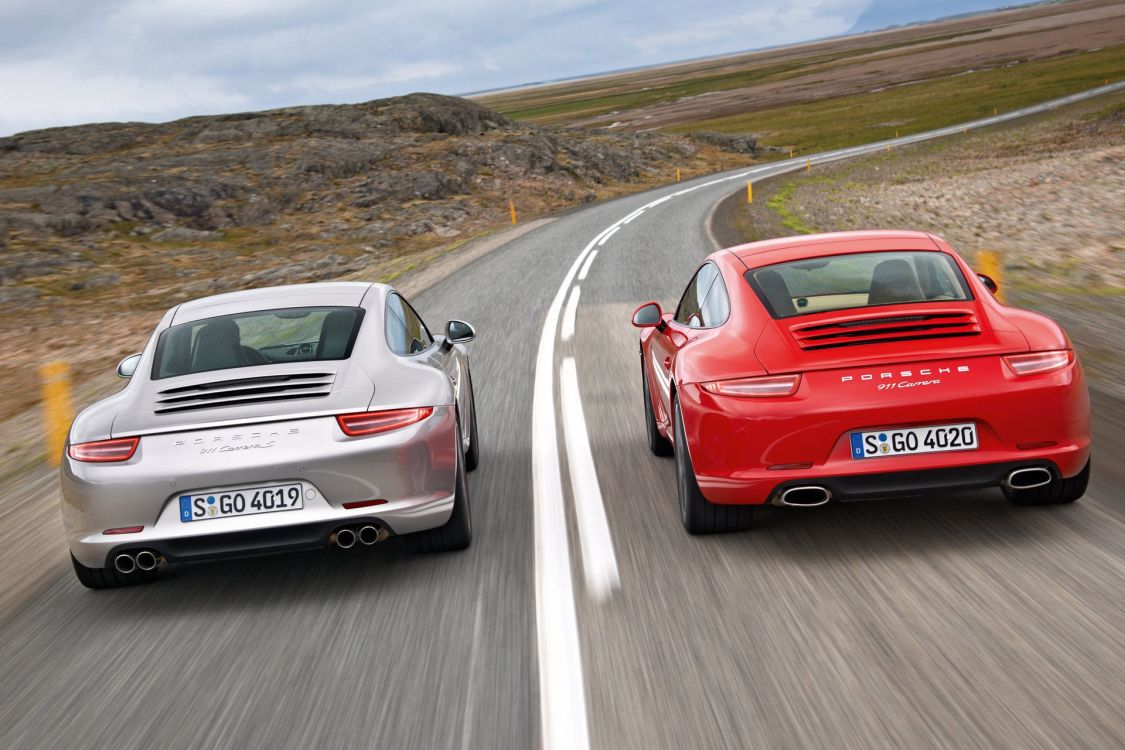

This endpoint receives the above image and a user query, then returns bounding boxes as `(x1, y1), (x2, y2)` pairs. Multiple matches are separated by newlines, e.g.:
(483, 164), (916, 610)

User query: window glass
(675, 263), (719, 327)
(385, 293), (433, 356)
(745, 251), (972, 319)
(152, 307), (363, 379)
(385, 295), (409, 356)
(699, 273), (731, 327)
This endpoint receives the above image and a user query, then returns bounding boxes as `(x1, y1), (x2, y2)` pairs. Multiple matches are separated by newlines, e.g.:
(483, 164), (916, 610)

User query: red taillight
(67, 437), (139, 463)
(337, 407), (434, 436)
(1003, 350), (1073, 376)
(104, 526), (144, 535)
(701, 374), (801, 397)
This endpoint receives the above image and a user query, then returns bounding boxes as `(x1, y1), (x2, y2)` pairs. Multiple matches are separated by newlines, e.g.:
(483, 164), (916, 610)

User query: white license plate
(850, 423), (977, 459)
(179, 483), (304, 522)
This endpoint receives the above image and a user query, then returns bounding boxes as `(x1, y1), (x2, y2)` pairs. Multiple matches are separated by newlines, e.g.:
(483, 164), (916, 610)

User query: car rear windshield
(745, 250), (973, 319)
(152, 306), (365, 379)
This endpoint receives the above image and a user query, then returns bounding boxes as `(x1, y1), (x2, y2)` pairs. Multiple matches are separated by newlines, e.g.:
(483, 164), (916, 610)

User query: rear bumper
(62, 407), (457, 568)
(767, 460), (1069, 503)
(678, 354), (1091, 505)
(102, 515), (394, 566)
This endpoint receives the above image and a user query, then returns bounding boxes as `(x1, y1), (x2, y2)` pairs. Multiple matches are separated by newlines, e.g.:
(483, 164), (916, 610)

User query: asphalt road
(2, 84), (1124, 750)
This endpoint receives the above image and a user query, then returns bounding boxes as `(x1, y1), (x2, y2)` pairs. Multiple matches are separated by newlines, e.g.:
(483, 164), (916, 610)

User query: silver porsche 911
(62, 282), (480, 588)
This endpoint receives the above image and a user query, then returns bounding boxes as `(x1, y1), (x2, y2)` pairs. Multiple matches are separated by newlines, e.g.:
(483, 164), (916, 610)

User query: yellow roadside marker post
(994, 107), (998, 115)
(675, 168), (681, 182)
(509, 200), (517, 224)
(789, 148), (794, 159)
(895, 130), (899, 138)
(747, 181), (753, 204)
(39, 361), (74, 466)
(806, 159), (811, 173)
(976, 250), (1005, 304)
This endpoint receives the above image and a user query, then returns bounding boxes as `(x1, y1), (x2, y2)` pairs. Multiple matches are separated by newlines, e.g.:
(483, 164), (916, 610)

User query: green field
(670, 45), (1125, 154)
(486, 28), (981, 124)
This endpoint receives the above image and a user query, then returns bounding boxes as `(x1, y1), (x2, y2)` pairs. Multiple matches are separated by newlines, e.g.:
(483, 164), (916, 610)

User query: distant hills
(848, 1), (1026, 33)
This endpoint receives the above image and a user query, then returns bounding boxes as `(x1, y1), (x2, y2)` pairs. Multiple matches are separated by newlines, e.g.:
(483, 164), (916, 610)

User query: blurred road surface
(2, 85), (1123, 749)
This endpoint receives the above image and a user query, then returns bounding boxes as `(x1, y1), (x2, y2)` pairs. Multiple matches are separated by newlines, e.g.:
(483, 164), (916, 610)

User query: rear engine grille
(155, 372), (335, 414)
(790, 311), (980, 350)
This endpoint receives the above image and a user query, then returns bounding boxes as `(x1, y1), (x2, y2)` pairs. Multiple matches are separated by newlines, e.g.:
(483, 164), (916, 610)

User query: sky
(0, 0), (1015, 136)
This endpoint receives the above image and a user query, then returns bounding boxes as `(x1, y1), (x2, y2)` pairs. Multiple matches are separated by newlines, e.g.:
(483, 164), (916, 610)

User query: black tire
(412, 429), (473, 552)
(673, 394), (755, 534)
(642, 357), (673, 457)
(1004, 460), (1090, 506)
(463, 368), (480, 473)
(71, 553), (158, 590)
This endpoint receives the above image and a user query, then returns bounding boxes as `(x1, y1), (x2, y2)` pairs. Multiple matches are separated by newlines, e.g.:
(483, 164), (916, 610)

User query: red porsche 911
(632, 230), (1091, 534)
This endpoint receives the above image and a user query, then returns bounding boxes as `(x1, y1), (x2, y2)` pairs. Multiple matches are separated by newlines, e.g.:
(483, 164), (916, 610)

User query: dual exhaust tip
(114, 549), (159, 574)
(334, 525), (385, 549)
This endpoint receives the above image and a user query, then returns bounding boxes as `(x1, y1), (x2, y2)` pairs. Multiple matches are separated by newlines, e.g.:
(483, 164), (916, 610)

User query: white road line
(621, 207), (646, 224)
(531, 222), (614, 750)
(561, 286), (581, 341)
(577, 250), (598, 281)
(560, 358), (620, 601)
(597, 226), (621, 245)
(459, 584), (485, 750)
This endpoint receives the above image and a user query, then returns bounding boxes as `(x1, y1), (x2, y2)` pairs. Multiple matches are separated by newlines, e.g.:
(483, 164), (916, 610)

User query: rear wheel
(642, 356), (673, 457)
(412, 428), (473, 552)
(463, 368), (480, 472)
(71, 553), (158, 590)
(673, 394), (755, 534)
(1004, 460), (1089, 506)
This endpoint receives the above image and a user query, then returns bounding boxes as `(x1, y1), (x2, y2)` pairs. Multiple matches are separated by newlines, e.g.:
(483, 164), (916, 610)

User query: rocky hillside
(0, 93), (758, 418)
(0, 94), (757, 306)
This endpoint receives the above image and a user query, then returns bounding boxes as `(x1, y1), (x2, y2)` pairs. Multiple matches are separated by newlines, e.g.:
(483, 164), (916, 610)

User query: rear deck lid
(112, 360), (375, 437)
(754, 301), (1028, 374)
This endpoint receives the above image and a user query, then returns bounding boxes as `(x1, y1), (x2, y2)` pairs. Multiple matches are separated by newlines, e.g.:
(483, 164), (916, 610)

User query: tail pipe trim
(1004, 466), (1053, 491)
(774, 485), (832, 507)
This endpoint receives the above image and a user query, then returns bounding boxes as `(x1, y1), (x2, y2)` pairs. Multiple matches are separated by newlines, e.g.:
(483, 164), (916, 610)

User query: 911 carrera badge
(840, 365), (970, 387)
(174, 427), (299, 453)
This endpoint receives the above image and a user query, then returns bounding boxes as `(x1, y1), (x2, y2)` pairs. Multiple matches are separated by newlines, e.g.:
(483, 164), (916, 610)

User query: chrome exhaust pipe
(775, 486), (832, 507)
(1004, 467), (1052, 491)
(114, 553), (136, 574)
(334, 527), (357, 549)
(358, 525), (381, 546)
(135, 550), (158, 572)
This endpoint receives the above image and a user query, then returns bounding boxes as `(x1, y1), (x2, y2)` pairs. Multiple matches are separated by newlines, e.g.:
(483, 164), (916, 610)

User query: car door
(648, 262), (721, 430)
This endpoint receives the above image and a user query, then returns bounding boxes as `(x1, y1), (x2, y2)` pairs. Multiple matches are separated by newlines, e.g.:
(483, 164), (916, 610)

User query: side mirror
(445, 320), (476, 344)
(977, 273), (999, 295)
(631, 302), (664, 328)
(116, 353), (142, 379)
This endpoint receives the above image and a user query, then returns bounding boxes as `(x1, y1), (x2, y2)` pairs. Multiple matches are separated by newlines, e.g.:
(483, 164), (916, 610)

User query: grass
(766, 183), (817, 234)
(669, 45), (1125, 153)
(480, 28), (999, 124)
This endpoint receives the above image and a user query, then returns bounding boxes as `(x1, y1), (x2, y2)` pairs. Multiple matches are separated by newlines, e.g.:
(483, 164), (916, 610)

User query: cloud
(0, 1), (1012, 135)
(278, 62), (461, 94)
(0, 61), (249, 134)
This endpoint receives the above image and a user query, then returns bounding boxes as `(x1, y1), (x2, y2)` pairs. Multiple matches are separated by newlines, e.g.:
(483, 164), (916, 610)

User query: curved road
(3, 84), (1124, 749)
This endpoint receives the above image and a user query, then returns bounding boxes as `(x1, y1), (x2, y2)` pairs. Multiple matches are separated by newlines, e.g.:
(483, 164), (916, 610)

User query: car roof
(723, 230), (942, 268)
(171, 282), (381, 324)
